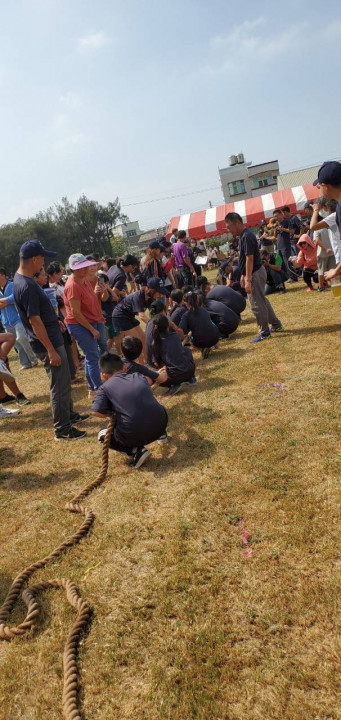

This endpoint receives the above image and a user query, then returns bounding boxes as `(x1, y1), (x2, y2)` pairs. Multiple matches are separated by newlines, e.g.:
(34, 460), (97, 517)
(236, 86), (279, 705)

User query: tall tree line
(0, 195), (128, 274)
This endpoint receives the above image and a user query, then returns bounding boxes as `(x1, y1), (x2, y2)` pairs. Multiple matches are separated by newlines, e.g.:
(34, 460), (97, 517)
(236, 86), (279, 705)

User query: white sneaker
(0, 359), (14, 383)
(0, 403), (20, 418)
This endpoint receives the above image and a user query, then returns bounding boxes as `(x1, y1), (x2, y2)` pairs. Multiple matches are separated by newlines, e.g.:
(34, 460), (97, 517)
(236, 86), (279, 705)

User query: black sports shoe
(72, 414), (90, 423)
(131, 447), (151, 469)
(55, 427), (86, 441)
(0, 393), (16, 404)
(16, 393), (30, 406)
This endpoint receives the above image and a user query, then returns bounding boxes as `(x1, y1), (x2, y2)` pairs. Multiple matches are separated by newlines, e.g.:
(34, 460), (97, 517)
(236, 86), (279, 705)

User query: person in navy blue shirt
(179, 291), (220, 358)
(121, 335), (160, 384)
(150, 313), (195, 395)
(225, 213), (283, 342)
(112, 277), (170, 359)
(13, 240), (86, 439)
(313, 161), (341, 281)
(92, 352), (168, 469)
(169, 289), (187, 326)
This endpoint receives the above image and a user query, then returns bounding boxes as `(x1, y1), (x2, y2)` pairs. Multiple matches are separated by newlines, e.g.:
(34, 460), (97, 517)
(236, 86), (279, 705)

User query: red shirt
(64, 276), (103, 324)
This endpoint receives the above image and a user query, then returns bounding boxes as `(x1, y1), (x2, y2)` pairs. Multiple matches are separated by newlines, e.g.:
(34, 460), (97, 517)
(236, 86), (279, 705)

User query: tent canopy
(166, 184), (320, 240)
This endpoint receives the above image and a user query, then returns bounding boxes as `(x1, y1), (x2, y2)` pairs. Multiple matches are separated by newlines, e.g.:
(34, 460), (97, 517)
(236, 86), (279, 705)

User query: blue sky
(0, 0), (340, 230)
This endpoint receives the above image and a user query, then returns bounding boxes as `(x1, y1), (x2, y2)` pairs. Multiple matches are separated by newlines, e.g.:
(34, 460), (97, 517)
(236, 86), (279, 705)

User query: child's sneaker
(131, 447), (151, 469)
(270, 326), (285, 333)
(187, 376), (197, 385)
(0, 404), (20, 418)
(16, 393), (30, 406)
(158, 433), (168, 444)
(164, 384), (182, 396)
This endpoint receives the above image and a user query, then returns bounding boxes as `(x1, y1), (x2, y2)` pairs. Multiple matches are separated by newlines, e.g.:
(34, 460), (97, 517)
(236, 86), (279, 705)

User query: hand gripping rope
(0, 416), (115, 720)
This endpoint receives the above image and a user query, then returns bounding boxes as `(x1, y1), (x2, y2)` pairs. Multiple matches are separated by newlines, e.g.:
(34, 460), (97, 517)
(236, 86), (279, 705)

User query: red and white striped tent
(166, 184), (320, 240)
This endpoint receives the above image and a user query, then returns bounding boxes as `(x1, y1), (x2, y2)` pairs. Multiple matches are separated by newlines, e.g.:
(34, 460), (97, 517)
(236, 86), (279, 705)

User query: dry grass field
(0, 280), (340, 720)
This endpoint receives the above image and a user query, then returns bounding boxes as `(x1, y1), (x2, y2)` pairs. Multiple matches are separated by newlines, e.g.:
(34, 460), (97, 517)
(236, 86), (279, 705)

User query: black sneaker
(16, 393), (30, 406)
(131, 446), (151, 469)
(72, 413), (90, 423)
(55, 427), (86, 441)
(1, 393), (16, 404)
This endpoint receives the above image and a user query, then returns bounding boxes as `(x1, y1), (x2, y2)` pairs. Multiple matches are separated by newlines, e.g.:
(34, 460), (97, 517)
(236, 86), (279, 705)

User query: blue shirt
(107, 265), (127, 291)
(238, 229), (262, 276)
(0, 280), (21, 327)
(112, 290), (147, 323)
(13, 272), (63, 352)
(91, 372), (167, 446)
(207, 285), (246, 315)
(179, 306), (220, 346)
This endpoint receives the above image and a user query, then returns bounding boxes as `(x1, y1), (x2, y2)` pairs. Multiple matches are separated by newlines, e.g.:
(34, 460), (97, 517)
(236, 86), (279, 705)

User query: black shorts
(112, 317), (140, 333)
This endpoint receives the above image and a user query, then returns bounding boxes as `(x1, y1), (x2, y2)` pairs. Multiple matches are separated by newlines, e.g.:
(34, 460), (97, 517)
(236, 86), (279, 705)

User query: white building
(114, 220), (141, 246)
(219, 153), (279, 203)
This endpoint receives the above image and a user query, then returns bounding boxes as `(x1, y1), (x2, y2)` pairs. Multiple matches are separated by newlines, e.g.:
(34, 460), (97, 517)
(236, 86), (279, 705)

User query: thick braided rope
(0, 416), (114, 720)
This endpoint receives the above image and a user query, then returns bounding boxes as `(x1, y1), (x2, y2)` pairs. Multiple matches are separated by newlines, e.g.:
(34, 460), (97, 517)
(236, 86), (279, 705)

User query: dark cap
(303, 201), (313, 210)
(147, 277), (170, 296)
(20, 240), (57, 259)
(149, 240), (161, 250)
(313, 161), (341, 187)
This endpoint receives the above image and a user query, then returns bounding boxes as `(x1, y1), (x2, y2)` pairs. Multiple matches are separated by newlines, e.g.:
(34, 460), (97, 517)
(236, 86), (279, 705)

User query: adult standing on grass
(225, 213), (283, 343)
(313, 161), (341, 281)
(173, 230), (197, 288)
(13, 240), (86, 440)
(64, 253), (105, 399)
(0, 267), (38, 370)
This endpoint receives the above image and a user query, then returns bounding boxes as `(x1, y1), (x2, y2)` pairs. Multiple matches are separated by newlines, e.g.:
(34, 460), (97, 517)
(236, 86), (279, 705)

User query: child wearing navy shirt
(151, 313), (196, 396)
(180, 291), (220, 359)
(92, 352), (168, 469)
(169, 289), (187, 326)
(121, 335), (162, 385)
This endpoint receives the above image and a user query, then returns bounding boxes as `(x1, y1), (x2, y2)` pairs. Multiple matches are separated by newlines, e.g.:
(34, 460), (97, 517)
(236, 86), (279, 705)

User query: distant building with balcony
(114, 220), (141, 248)
(219, 153), (280, 203)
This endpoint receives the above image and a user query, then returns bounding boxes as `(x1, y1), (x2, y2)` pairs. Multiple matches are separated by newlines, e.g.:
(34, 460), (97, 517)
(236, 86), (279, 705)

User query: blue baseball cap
(147, 277), (170, 296)
(20, 240), (57, 259)
(313, 161), (341, 187)
(149, 240), (162, 250)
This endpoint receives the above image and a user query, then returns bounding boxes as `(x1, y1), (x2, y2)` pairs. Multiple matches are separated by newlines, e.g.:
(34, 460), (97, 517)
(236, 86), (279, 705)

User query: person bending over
(179, 291), (220, 359)
(151, 313), (196, 396)
(121, 335), (162, 386)
(196, 287), (240, 338)
(92, 352), (168, 469)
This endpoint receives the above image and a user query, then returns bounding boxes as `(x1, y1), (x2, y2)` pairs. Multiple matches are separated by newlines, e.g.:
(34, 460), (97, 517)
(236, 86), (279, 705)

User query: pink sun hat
(68, 253), (98, 270)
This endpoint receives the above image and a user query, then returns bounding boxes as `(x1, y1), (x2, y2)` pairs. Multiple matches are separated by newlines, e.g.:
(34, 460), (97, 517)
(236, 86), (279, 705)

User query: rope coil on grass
(0, 416), (115, 720)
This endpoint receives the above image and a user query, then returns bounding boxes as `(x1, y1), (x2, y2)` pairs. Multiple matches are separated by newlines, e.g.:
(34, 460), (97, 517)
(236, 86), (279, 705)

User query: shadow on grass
(149, 398), (220, 475)
(0, 464), (82, 491)
(290, 323), (341, 336)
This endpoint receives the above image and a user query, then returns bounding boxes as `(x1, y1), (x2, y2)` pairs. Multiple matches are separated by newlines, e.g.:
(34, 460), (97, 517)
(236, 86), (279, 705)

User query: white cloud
(52, 112), (68, 130)
(323, 19), (341, 39)
(201, 17), (307, 76)
(53, 132), (87, 153)
(59, 91), (82, 109)
(76, 31), (109, 54)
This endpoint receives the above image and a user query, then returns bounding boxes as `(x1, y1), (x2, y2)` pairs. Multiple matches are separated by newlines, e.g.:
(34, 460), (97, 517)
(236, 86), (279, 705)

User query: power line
(121, 185), (221, 207)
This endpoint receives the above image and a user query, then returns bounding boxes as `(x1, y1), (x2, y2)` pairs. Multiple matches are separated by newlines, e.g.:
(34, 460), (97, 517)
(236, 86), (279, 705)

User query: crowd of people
(1, 160), (340, 468)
